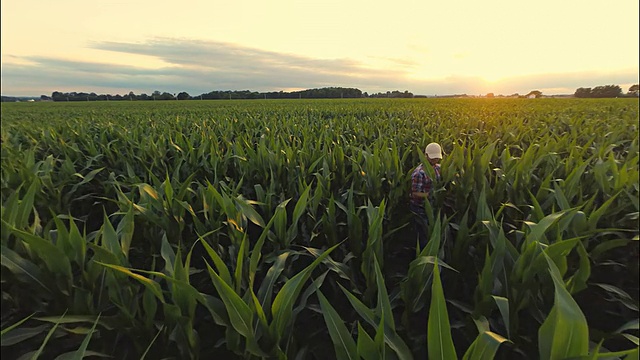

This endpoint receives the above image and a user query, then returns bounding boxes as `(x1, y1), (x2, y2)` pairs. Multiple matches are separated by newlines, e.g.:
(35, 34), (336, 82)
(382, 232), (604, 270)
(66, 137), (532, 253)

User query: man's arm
(411, 191), (429, 199)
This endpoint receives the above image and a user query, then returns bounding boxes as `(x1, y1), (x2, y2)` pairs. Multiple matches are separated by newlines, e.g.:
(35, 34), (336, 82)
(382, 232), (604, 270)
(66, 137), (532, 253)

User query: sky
(2, 0), (638, 96)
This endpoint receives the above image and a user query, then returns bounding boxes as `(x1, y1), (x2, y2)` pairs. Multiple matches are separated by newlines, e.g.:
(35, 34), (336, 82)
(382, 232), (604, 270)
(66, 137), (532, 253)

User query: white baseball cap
(425, 143), (442, 159)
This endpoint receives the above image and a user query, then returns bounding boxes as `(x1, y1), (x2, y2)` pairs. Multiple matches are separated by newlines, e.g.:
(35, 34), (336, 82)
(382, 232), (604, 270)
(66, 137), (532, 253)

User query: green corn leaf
(563, 157), (591, 200)
(7, 223), (72, 282)
(1, 313), (36, 337)
(590, 239), (631, 261)
(621, 334), (639, 346)
(116, 205), (135, 260)
(95, 262), (165, 303)
(206, 183), (229, 216)
(32, 315), (114, 330)
(287, 183), (312, 240)
(55, 314), (101, 360)
(249, 288), (268, 331)
(197, 293), (230, 327)
(249, 214), (278, 287)
(524, 209), (570, 245)
(205, 261), (254, 339)
(67, 215), (86, 266)
(317, 290), (358, 360)
(163, 174), (174, 206)
(592, 283), (638, 312)
(374, 313), (385, 360)
(1, 185), (22, 240)
(474, 248), (493, 316)
(234, 196), (266, 228)
(257, 252), (290, 315)
(525, 238), (581, 283)
(100, 211), (125, 265)
(427, 259), (457, 360)
(139, 183), (160, 203)
(1, 325), (49, 347)
(131, 268), (209, 323)
(178, 242), (193, 284)
(373, 255), (394, 332)
(339, 283), (376, 326)
(421, 214), (442, 258)
(292, 271), (330, 319)
(0, 245), (51, 292)
(491, 296), (510, 340)
(53, 350), (111, 360)
(51, 214), (71, 255)
(615, 319), (639, 334)
(357, 323), (380, 360)
(234, 232), (248, 293)
(592, 345), (639, 359)
(480, 141), (497, 170)
(198, 234), (232, 286)
(139, 325), (164, 360)
(401, 215), (443, 314)
(16, 180), (39, 229)
(304, 247), (352, 281)
(588, 192), (621, 231)
(553, 209), (581, 240)
(566, 241), (590, 294)
(142, 286), (158, 328)
(462, 331), (510, 360)
(538, 253), (589, 360)
(160, 233), (175, 277)
(171, 247), (196, 318)
(273, 199), (290, 246)
(553, 182), (571, 210)
(475, 186), (492, 223)
(32, 310), (68, 359)
(73, 167), (104, 188)
(245, 333), (270, 358)
(472, 316), (490, 335)
(270, 243), (339, 341)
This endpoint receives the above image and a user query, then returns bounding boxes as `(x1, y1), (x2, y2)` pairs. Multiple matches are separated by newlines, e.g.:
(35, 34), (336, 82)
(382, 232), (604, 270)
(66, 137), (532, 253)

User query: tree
(575, 85), (623, 98)
(160, 92), (175, 100)
(590, 85), (621, 98)
(574, 87), (591, 98)
(486, 92), (495, 98)
(177, 92), (190, 100)
(628, 84), (639, 96)
(526, 90), (542, 98)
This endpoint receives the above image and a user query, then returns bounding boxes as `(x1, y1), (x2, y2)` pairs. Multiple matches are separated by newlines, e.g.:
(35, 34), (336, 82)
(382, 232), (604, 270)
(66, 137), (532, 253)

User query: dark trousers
(410, 203), (429, 250)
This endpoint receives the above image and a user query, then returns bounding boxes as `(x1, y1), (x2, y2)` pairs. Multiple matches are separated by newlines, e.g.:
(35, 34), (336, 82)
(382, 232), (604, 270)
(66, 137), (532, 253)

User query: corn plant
(2, 98), (637, 359)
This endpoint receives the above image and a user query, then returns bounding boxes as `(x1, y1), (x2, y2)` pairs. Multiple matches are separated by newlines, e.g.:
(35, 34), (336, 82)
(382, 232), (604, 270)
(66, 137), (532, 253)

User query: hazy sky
(2, 0), (638, 96)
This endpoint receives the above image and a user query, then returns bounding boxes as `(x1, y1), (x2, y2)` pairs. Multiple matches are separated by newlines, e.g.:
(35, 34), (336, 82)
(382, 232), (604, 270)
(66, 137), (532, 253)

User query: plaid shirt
(410, 163), (441, 207)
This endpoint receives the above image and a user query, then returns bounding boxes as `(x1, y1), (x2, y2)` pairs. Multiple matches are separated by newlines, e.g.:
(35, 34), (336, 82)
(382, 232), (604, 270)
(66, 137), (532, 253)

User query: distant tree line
(366, 90), (414, 98)
(8, 84), (637, 102)
(41, 87), (365, 102)
(574, 84), (638, 98)
(1, 96), (39, 102)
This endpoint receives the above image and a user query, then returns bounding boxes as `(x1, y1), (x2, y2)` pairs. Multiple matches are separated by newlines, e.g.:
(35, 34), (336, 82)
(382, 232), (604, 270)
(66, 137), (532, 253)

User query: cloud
(89, 38), (418, 92)
(1, 37), (638, 96)
(2, 38), (412, 95)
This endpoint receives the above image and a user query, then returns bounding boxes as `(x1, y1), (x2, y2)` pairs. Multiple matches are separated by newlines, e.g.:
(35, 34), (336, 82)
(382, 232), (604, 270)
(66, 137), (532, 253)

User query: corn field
(1, 98), (638, 359)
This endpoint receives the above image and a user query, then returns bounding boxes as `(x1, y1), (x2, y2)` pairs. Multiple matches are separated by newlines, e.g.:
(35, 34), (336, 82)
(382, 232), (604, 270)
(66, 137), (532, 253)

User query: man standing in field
(410, 142), (442, 250)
